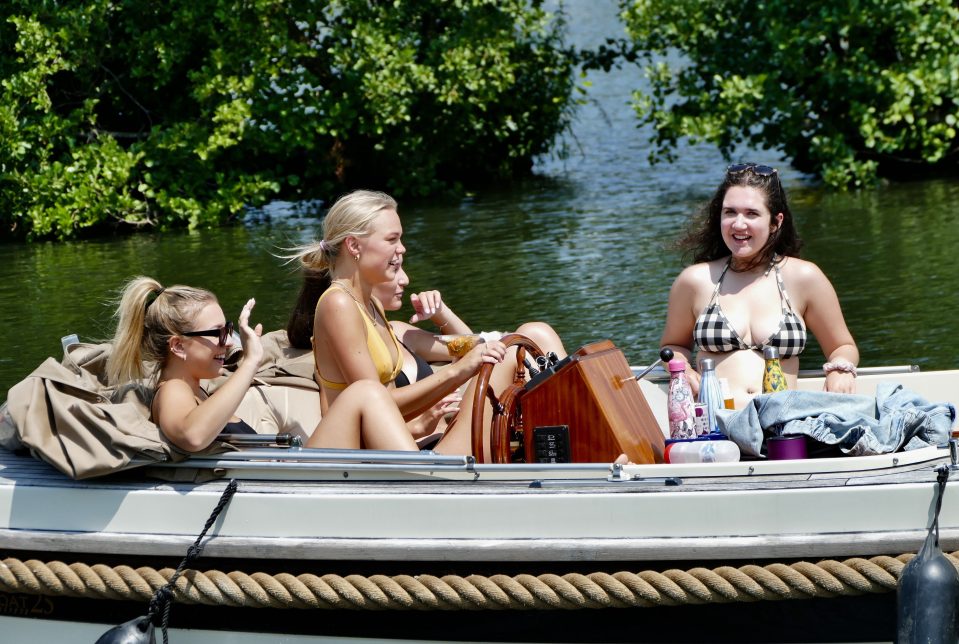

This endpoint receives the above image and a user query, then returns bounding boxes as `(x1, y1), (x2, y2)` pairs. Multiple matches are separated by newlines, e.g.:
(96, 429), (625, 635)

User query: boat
(1, 340), (957, 642)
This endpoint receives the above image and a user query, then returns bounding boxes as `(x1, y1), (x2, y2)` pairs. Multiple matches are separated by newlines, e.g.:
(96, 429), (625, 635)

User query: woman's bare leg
(432, 369), (489, 459)
(307, 380), (418, 450)
(515, 321), (567, 359)
(434, 323), (567, 460)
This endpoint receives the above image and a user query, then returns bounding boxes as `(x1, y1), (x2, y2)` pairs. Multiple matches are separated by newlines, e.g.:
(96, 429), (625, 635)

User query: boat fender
(897, 465), (959, 642)
(94, 615), (156, 644)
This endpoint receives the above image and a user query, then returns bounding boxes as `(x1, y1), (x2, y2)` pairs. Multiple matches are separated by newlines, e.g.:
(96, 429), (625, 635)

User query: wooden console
(520, 340), (665, 464)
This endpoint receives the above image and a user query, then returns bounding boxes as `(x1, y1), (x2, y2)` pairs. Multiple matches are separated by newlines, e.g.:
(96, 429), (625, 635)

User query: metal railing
(632, 363), (920, 381)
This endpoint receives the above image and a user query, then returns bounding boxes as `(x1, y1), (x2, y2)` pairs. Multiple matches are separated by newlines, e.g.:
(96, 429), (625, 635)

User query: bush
(0, 0), (575, 239)
(620, 0), (959, 188)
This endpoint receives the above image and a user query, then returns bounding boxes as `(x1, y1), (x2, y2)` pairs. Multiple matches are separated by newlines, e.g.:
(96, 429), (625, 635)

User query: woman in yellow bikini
(291, 190), (512, 459)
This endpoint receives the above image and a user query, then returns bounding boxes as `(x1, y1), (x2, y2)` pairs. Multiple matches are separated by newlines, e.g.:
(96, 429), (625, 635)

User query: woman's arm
(405, 392), (461, 439)
(392, 321), (460, 363)
(408, 290), (472, 335)
(318, 289), (506, 420)
(659, 267), (703, 394)
(390, 341), (507, 420)
(155, 300), (264, 452)
(794, 261), (859, 394)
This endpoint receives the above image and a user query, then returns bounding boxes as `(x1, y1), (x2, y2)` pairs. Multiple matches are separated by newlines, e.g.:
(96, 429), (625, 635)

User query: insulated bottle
(697, 358), (724, 434)
(762, 346), (788, 393)
(667, 359), (696, 439)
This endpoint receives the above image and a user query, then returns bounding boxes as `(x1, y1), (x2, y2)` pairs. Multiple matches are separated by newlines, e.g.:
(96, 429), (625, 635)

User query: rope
(147, 479), (237, 642)
(4, 551), (957, 610)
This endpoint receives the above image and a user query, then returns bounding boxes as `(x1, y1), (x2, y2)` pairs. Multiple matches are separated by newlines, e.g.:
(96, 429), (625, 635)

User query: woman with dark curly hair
(660, 163), (858, 409)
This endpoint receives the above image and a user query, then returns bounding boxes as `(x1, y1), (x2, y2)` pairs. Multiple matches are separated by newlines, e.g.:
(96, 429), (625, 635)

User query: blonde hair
(293, 190), (397, 275)
(106, 276), (218, 385)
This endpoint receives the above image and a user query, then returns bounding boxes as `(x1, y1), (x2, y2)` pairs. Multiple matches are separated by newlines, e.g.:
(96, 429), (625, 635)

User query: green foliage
(0, 0), (575, 239)
(620, 0), (959, 187)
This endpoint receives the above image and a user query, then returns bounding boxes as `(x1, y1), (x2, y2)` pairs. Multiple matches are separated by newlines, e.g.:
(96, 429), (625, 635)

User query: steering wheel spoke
(470, 333), (545, 463)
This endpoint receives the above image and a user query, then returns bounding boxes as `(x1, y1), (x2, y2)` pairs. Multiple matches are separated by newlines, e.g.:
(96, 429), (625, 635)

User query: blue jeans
(717, 383), (956, 457)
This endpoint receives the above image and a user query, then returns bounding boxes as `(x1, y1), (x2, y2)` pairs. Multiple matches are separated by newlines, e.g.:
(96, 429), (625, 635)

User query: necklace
(332, 279), (378, 325)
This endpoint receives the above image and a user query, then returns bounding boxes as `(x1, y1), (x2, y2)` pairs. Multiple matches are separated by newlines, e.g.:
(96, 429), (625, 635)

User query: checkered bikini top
(693, 257), (807, 358)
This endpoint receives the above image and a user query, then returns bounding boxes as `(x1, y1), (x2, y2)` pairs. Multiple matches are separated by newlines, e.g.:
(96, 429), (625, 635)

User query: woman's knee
(516, 322), (564, 355)
(342, 379), (390, 403)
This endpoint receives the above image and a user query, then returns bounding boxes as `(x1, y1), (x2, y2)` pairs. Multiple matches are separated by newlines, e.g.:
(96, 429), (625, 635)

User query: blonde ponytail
(106, 276), (217, 385)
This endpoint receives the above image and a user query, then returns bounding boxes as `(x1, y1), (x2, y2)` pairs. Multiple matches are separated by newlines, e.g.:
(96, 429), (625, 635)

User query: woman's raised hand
(409, 290), (445, 324)
(237, 298), (264, 368)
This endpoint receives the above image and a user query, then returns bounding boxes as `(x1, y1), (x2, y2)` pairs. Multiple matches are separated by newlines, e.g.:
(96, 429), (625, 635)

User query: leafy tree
(620, 0), (959, 187)
(0, 0), (575, 240)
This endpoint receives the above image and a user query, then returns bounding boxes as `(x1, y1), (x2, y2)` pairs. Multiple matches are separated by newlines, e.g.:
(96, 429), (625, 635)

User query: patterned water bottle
(698, 358), (724, 434)
(762, 346), (788, 393)
(667, 359), (697, 439)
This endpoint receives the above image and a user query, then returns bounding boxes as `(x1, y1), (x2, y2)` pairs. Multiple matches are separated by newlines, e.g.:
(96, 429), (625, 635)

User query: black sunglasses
(726, 163), (778, 177)
(181, 321), (234, 347)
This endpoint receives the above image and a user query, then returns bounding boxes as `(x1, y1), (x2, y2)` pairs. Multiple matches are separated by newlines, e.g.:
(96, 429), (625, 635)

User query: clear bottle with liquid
(697, 358), (724, 434)
(762, 346), (788, 393)
(667, 359), (697, 440)
(719, 377), (735, 409)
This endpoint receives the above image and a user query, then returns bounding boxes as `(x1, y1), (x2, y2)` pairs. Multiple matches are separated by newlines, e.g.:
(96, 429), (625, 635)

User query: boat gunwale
(124, 443), (951, 483)
(2, 525), (953, 562)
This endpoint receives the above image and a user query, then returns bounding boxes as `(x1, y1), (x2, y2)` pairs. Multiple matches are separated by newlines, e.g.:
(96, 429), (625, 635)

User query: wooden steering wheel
(470, 333), (546, 463)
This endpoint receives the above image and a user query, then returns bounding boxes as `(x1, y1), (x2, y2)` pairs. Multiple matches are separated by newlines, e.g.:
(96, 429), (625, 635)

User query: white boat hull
(0, 365), (955, 642)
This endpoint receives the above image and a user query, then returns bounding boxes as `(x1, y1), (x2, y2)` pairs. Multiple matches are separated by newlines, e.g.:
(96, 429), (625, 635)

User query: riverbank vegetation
(4, 1), (959, 240)
(620, 0), (959, 188)
(0, 0), (575, 240)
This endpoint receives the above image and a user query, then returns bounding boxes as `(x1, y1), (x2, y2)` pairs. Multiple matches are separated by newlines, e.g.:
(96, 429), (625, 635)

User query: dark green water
(2, 2), (959, 396)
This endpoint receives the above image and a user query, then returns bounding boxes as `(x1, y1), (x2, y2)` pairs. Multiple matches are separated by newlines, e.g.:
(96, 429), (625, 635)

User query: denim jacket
(718, 383), (956, 457)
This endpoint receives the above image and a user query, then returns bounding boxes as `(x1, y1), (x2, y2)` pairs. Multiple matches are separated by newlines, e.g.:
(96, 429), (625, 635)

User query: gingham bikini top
(693, 257), (807, 358)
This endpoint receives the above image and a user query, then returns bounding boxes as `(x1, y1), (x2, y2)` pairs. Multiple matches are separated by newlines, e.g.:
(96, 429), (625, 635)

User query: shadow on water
(2, 0), (959, 395)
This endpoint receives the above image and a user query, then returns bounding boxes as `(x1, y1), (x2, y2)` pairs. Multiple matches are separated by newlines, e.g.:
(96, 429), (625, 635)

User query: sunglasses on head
(181, 321), (234, 347)
(726, 163), (778, 177)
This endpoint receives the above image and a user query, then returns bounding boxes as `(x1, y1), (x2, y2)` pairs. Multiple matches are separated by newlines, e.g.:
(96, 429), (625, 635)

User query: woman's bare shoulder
(389, 320), (419, 342)
(315, 288), (355, 315)
(152, 378), (197, 416)
(780, 257), (829, 285)
(674, 260), (723, 290)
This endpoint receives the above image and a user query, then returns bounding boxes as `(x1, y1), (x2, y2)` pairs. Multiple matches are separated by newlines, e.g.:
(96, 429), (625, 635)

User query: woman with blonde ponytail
(108, 276), (417, 453)
(289, 190), (512, 459)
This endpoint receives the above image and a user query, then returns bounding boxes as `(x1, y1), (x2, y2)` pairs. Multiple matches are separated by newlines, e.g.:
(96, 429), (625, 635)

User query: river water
(2, 1), (958, 397)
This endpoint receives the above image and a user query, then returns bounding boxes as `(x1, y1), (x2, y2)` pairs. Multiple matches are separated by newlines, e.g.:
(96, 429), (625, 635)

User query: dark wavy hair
(677, 165), (803, 270)
(285, 268), (331, 350)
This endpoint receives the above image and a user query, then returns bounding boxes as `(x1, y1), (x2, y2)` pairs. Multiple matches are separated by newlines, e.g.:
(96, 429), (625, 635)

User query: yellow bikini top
(314, 286), (403, 390)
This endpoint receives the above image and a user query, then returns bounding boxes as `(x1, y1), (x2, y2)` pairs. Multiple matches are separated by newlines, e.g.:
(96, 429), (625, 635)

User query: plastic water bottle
(762, 346), (788, 393)
(665, 439), (741, 463)
(698, 358), (724, 434)
(61, 333), (80, 353)
(667, 359), (696, 440)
